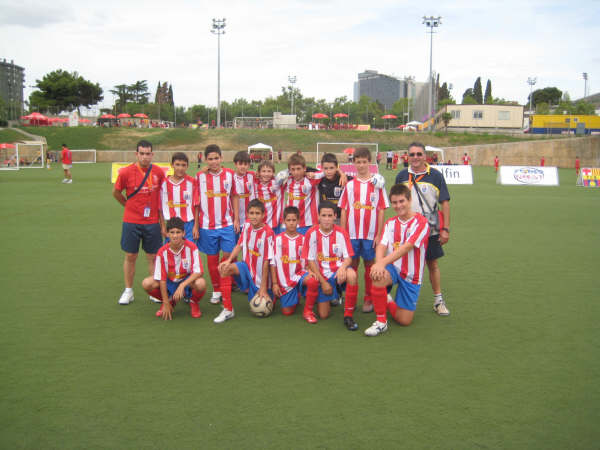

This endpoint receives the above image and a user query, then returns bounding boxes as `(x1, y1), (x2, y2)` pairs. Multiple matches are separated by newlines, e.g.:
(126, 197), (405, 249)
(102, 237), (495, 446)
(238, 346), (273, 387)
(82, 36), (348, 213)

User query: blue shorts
(297, 226), (311, 235)
(317, 274), (346, 303)
(197, 225), (236, 255)
(233, 261), (259, 301)
(165, 220), (195, 244)
(166, 277), (193, 299)
(279, 272), (309, 308)
(385, 264), (421, 311)
(351, 239), (376, 261)
(121, 222), (162, 254)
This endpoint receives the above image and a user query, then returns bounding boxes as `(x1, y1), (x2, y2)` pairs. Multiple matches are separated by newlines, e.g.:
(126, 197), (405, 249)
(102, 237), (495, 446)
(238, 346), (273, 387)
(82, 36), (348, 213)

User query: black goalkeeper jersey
(318, 174), (353, 218)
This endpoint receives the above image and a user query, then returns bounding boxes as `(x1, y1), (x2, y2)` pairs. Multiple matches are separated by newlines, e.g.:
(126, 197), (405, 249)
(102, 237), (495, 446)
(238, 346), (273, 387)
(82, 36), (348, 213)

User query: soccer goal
(0, 146), (19, 170)
(71, 149), (97, 163)
(316, 142), (379, 166)
(16, 143), (45, 169)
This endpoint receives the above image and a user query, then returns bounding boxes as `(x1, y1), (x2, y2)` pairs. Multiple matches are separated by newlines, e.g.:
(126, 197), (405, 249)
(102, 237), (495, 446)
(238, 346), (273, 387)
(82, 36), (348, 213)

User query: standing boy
(302, 202), (359, 330)
(113, 140), (166, 305)
(231, 151), (257, 238)
(142, 217), (206, 320)
(494, 155), (499, 173)
(339, 147), (389, 314)
(160, 152), (198, 242)
(284, 153), (324, 235)
(255, 160), (285, 233)
(462, 153), (471, 165)
(317, 153), (352, 225)
(194, 144), (239, 312)
(367, 184), (430, 336)
(218, 199), (275, 323)
(61, 143), (72, 183)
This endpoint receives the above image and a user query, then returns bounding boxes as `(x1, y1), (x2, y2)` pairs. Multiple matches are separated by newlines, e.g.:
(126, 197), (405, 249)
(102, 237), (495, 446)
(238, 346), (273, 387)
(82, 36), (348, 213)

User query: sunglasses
(409, 153), (423, 157)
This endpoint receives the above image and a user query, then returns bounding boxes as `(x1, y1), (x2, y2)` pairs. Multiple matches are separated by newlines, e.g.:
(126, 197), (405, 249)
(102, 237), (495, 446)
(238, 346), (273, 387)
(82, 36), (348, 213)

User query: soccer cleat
(330, 297), (340, 307)
(364, 321), (388, 337)
(189, 301), (202, 318)
(210, 292), (222, 304)
(66, 179), (73, 184)
(433, 300), (450, 316)
(362, 300), (374, 313)
(344, 316), (359, 331)
(61, 179), (68, 183)
(303, 311), (318, 324)
(213, 308), (235, 323)
(149, 295), (162, 304)
(118, 289), (134, 305)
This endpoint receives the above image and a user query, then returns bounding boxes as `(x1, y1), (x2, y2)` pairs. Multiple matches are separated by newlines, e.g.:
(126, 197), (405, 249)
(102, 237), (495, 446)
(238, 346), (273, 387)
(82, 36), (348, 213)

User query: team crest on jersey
(182, 259), (190, 270)
(334, 186), (342, 197)
(301, 185), (310, 194)
(420, 185), (428, 193)
(247, 181), (253, 190)
(370, 192), (378, 203)
(183, 191), (191, 201)
(256, 238), (263, 249)
(332, 243), (341, 256)
(224, 181), (231, 191)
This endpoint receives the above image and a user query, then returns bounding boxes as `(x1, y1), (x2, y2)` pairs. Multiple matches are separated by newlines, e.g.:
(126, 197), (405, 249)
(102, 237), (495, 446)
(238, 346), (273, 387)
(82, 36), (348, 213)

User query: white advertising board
(430, 165), (473, 184)
(497, 166), (559, 186)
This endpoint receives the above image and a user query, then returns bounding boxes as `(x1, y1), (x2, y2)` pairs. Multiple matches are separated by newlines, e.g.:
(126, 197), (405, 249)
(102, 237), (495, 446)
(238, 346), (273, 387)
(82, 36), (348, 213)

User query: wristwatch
(441, 227), (449, 233)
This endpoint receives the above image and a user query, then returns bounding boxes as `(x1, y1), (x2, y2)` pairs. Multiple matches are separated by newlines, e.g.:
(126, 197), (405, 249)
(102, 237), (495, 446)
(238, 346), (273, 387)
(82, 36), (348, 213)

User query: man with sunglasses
(394, 142), (451, 316)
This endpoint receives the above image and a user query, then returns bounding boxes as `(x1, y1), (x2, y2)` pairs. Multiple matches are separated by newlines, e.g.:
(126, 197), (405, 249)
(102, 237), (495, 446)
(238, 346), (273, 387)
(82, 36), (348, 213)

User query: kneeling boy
(142, 217), (207, 320)
(217, 199), (275, 323)
(301, 201), (359, 330)
(367, 184), (430, 336)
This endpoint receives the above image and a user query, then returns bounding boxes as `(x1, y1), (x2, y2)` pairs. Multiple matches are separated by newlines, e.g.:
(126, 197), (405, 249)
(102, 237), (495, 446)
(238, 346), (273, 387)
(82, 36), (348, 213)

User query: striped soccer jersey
(302, 225), (354, 279)
(379, 213), (430, 285)
(154, 240), (203, 282)
(273, 232), (307, 294)
(238, 222), (275, 288)
(255, 179), (285, 229)
(233, 171), (257, 224)
(338, 177), (389, 240)
(285, 173), (323, 228)
(160, 175), (198, 222)
(196, 168), (235, 229)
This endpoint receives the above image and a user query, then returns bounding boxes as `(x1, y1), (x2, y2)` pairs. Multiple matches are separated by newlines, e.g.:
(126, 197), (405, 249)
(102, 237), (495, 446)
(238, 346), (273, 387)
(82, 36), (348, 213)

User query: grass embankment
(0, 128), (29, 143)
(17, 126), (544, 152)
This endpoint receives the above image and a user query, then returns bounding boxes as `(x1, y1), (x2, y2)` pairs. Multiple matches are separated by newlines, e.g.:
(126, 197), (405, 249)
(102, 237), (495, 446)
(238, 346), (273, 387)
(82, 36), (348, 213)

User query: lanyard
(136, 163), (153, 190)
(408, 172), (426, 187)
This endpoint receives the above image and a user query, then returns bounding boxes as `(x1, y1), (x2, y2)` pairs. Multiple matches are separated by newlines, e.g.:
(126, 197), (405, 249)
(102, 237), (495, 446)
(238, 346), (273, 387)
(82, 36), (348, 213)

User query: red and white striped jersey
(273, 232), (307, 294)
(255, 179), (285, 229)
(196, 168), (235, 229)
(285, 174), (323, 227)
(154, 240), (203, 282)
(233, 171), (257, 224)
(238, 222), (275, 288)
(379, 213), (429, 285)
(339, 177), (389, 240)
(302, 225), (353, 279)
(160, 175), (198, 222)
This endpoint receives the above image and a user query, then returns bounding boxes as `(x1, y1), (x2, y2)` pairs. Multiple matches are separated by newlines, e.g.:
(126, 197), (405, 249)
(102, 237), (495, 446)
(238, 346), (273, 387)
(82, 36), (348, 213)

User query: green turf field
(1, 163), (598, 449)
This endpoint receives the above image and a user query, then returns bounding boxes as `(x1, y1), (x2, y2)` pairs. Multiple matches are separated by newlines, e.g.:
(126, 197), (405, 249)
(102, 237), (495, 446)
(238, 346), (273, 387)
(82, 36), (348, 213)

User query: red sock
(344, 284), (358, 317)
(304, 277), (319, 314)
(364, 263), (373, 302)
(220, 256), (233, 310)
(387, 300), (398, 318)
(191, 289), (205, 303)
(149, 288), (163, 300)
(206, 254), (221, 292)
(372, 286), (389, 323)
(281, 304), (296, 316)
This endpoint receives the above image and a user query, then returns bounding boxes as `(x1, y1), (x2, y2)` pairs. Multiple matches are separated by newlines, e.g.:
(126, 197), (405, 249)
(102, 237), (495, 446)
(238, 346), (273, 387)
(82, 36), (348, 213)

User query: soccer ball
(249, 293), (274, 317)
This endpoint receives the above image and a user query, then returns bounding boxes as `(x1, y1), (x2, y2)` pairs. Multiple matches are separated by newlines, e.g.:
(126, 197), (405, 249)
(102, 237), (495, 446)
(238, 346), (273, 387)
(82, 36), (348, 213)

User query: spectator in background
(575, 156), (580, 175)
(61, 144), (72, 184)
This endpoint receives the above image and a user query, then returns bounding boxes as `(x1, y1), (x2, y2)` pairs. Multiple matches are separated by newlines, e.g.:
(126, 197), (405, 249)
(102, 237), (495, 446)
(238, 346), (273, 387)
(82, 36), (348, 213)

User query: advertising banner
(430, 165), (473, 184)
(110, 163), (173, 183)
(576, 168), (600, 187)
(497, 166), (559, 186)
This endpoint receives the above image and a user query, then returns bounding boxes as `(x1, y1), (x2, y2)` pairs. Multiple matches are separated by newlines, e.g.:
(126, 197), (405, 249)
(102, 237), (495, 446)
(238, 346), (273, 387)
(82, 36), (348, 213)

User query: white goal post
(71, 149), (97, 163)
(316, 142), (379, 165)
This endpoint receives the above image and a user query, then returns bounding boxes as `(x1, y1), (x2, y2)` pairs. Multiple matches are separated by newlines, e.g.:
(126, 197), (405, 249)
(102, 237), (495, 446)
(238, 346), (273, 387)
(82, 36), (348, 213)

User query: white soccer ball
(249, 293), (274, 317)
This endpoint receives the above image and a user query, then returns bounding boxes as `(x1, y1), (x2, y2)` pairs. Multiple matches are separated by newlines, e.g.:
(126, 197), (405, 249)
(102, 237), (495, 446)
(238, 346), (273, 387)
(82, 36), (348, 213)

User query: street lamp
(288, 75), (297, 115)
(583, 72), (588, 99)
(423, 15), (442, 130)
(527, 77), (537, 113)
(211, 18), (226, 127)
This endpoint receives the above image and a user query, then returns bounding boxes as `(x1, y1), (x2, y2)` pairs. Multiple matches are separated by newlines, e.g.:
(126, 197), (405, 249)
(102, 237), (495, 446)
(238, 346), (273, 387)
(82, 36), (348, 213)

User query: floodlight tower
(527, 77), (537, 113)
(211, 18), (226, 127)
(583, 72), (588, 99)
(423, 15), (442, 130)
(288, 75), (297, 115)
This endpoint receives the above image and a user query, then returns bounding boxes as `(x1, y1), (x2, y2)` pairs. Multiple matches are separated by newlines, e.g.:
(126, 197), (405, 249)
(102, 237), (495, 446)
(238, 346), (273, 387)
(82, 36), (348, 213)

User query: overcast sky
(1, 0), (598, 111)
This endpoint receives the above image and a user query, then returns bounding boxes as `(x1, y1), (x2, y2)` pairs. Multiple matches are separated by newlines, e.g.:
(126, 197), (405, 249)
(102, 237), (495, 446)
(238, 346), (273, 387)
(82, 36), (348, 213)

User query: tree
(462, 96), (478, 105)
(129, 80), (150, 104)
(473, 77), (483, 104)
(529, 87), (562, 108)
(441, 112), (452, 133)
(28, 69), (103, 114)
(536, 102), (550, 114)
(109, 84), (133, 113)
(438, 82), (451, 102)
(462, 88), (474, 104)
(484, 79), (492, 104)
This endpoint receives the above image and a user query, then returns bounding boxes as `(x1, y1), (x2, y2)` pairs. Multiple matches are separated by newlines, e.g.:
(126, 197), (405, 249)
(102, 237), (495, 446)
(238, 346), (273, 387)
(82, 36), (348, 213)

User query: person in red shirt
(462, 153), (471, 165)
(575, 156), (580, 175)
(113, 140), (166, 305)
(540, 156), (545, 166)
(494, 155), (499, 173)
(61, 144), (72, 184)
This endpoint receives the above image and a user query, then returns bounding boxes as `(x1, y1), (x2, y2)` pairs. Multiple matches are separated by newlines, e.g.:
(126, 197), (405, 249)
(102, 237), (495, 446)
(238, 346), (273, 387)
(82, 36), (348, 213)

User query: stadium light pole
(288, 75), (297, 115)
(527, 77), (537, 113)
(211, 18), (226, 128)
(583, 72), (588, 99)
(423, 15), (441, 131)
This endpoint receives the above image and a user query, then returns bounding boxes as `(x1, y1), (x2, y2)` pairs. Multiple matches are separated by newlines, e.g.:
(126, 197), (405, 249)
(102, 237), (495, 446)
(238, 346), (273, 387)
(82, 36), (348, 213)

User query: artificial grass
(0, 163), (598, 449)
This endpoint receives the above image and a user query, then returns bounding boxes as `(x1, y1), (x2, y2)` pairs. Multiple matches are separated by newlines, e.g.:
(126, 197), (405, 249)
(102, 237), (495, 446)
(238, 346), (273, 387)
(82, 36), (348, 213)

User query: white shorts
(62, 164), (72, 170)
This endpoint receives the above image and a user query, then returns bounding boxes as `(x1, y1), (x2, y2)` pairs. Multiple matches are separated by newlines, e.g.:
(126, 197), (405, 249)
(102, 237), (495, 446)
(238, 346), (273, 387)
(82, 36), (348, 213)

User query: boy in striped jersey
(255, 161), (285, 234)
(231, 151), (256, 240)
(339, 147), (389, 314)
(271, 206), (319, 316)
(301, 201), (360, 330)
(160, 152), (198, 242)
(142, 217), (207, 320)
(194, 145), (239, 315)
(218, 199), (275, 323)
(367, 184), (430, 336)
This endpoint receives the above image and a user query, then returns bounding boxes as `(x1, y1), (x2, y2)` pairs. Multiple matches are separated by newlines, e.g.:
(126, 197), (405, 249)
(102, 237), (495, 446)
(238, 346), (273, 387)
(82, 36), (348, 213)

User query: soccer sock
(191, 289), (205, 303)
(372, 286), (389, 324)
(344, 284), (358, 317)
(434, 293), (443, 305)
(304, 277), (319, 314)
(387, 298), (398, 318)
(149, 288), (162, 301)
(206, 254), (221, 293)
(364, 263), (373, 302)
(220, 256), (233, 311)
(281, 304), (296, 316)
(125, 287), (133, 293)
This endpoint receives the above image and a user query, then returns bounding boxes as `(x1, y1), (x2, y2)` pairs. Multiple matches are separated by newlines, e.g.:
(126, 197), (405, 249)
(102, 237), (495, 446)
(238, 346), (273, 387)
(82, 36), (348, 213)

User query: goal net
(316, 142), (379, 166)
(233, 117), (273, 129)
(0, 146), (19, 170)
(71, 149), (97, 163)
(18, 143), (45, 169)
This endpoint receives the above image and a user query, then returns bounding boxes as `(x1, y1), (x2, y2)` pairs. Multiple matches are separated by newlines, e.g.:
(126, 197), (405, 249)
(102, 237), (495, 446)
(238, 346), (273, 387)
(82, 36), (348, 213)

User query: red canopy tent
(0, 143), (16, 149)
(21, 112), (49, 126)
(333, 113), (348, 118)
(134, 113), (148, 119)
(343, 147), (356, 155)
(117, 113), (131, 118)
(100, 114), (116, 119)
(312, 113), (328, 119)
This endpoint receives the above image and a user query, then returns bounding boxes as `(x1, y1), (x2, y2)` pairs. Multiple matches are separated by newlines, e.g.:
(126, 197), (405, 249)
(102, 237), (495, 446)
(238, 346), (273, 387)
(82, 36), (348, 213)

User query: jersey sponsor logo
(353, 201), (374, 210)
(206, 190), (228, 198)
(168, 272), (187, 280)
(249, 249), (261, 257)
(259, 196), (277, 203)
(513, 167), (544, 184)
(290, 194), (307, 201)
(393, 241), (402, 250)
(281, 255), (300, 264)
(317, 252), (338, 262)
(239, 193), (250, 198)
(168, 201), (188, 208)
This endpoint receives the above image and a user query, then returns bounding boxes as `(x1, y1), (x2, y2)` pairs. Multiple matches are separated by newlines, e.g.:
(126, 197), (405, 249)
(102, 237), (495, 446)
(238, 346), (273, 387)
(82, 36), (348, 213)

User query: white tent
(406, 120), (422, 126)
(425, 145), (445, 163)
(247, 142), (274, 162)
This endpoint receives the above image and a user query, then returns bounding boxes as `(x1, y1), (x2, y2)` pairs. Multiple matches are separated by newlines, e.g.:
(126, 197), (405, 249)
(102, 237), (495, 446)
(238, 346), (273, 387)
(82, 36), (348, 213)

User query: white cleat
(433, 300), (450, 316)
(364, 321), (388, 337)
(149, 295), (162, 304)
(387, 294), (393, 303)
(118, 290), (134, 305)
(213, 308), (235, 323)
(61, 179), (68, 183)
(66, 179), (73, 184)
(210, 292), (222, 304)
